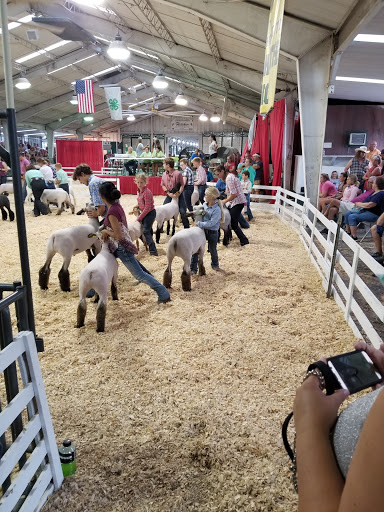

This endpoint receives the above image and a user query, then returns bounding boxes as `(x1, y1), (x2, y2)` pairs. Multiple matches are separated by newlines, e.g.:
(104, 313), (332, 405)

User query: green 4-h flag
(105, 87), (122, 120)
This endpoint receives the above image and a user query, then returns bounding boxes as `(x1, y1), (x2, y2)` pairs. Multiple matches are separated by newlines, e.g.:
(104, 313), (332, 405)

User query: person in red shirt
(135, 173), (158, 256)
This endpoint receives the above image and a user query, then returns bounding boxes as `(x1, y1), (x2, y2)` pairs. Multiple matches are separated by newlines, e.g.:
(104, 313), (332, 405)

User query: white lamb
(191, 185), (199, 206)
(163, 226), (206, 291)
(38, 216), (101, 291)
(76, 243), (118, 333)
(41, 188), (75, 215)
(127, 220), (148, 251)
(0, 183), (13, 195)
(192, 203), (232, 246)
(155, 197), (179, 243)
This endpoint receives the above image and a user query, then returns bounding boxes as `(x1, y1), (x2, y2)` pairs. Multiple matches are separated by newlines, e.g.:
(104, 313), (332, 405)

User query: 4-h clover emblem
(109, 99), (119, 111)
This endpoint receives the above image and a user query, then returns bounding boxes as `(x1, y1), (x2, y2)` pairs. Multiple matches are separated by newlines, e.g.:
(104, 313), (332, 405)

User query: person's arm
(354, 201), (377, 209)
(344, 160), (352, 173)
(375, 212), (384, 226)
(100, 214), (123, 241)
(194, 168), (203, 185)
(25, 173), (31, 189)
(161, 175), (168, 194)
(294, 376), (348, 512)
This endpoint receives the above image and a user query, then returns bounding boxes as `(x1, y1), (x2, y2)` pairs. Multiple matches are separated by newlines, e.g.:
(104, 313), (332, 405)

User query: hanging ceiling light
(70, 95), (78, 105)
(15, 77), (31, 90)
(127, 114), (135, 121)
(107, 34), (130, 61)
(199, 112), (208, 122)
(83, 116), (94, 122)
(175, 92), (187, 106)
(152, 70), (168, 89)
(210, 111), (221, 122)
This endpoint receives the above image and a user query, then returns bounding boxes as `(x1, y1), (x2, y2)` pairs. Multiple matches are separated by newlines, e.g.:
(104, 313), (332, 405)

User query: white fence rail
(0, 331), (63, 511)
(255, 185), (384, 348)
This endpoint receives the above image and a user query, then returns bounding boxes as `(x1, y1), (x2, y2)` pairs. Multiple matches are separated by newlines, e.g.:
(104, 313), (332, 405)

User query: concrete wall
(324, 105), (384, 156)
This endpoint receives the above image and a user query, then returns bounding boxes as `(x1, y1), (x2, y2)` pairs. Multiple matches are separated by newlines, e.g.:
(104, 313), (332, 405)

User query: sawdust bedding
(0, 186), (358, 512)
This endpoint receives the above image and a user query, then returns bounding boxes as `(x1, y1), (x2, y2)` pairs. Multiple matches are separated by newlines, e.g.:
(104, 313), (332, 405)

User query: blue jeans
(46, 181), (56, 189)
(239, 213), (250, 229)
(0, 175), (6, 184)
(182, 185), (194, 212)
(115, 246), (170, 301)
(59, 183), (69, 194)
(198, 184), (207, 205)
(344, 210), (379, 227)
(124, 160), (138, 176)
(244, 193), (253, 220)
(141, 209), (158, 255)
(191, 229), (219, 272)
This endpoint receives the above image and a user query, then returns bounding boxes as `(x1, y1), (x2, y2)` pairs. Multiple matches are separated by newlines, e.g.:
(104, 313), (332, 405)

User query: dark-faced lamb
(76, 243), (118, 332)
(0, 195), (15, 221)
(38, 215), (101, 291)
(191, 203), (232, 246)
(163, 226), (206, 291)
(155, 197), (179, 243)
(41, 188), (75, 215)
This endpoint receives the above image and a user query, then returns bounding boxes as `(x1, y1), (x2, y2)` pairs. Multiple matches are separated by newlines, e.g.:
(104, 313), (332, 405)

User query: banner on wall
(104, 87), (123, 120)
(260, 0), (285, 115)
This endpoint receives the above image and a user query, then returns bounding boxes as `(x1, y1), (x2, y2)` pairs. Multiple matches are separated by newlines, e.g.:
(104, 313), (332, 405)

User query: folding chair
(358, 221), (375, 243)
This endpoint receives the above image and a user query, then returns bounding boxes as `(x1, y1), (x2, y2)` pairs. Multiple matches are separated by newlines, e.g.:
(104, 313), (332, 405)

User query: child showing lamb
(134, 173), (158, 256)
(98, 182), (170, 303)
(191, 187), (225, 274)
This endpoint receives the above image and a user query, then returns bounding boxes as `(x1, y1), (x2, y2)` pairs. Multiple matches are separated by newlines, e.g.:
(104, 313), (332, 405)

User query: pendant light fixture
(15, 77), (31, 90)
(107, 34), (130, 61)
(127, 114), (135, 121)
(83, 116), (94, 122)
(175, 92), (187, 106)
(199, 112), (208, 122)
(152, 70), (168, 89)
(210, 111), (220, 122)
(70, 95), (78, 105)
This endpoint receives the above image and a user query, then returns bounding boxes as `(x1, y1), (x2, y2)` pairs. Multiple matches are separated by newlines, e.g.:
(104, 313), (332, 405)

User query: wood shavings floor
(0, 185), (358, 511)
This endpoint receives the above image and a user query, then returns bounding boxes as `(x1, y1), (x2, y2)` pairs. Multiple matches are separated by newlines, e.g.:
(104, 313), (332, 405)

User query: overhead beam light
(72, 0), (104, 6)
(175, 92), (187, 106)
(152, 70), (168, 89)
(335, 76), (384, 84)
(15, 77), (31, 90)
(354, 34), (384, 43)
(107, 34), (130, 61)
(15, 40), (70, 64)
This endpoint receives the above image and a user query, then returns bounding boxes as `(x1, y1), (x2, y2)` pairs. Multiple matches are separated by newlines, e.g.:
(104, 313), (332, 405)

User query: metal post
(327, 214), (343, 298)
(0, 0), (43, 352)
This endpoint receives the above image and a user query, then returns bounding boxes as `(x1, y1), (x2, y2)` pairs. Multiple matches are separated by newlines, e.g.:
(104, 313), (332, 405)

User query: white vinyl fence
(0, 331), (63, 512)
(253, 186), (384, 348)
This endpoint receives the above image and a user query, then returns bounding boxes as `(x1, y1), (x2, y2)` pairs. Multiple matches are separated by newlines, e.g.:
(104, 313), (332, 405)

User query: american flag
(76, 80), (95, 113)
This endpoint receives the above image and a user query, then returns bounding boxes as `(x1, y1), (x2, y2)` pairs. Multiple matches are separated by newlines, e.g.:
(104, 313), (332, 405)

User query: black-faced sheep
(0, 195), (15, 221)
(163, 226), (206, 291)
(76, 243), (118, 332)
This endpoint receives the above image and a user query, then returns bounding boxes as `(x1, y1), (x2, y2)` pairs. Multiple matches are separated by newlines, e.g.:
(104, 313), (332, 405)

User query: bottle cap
(63, 439), (72, 447)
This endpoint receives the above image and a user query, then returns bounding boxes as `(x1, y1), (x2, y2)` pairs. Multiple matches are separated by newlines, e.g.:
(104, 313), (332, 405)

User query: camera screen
(329, 351), (382, 393)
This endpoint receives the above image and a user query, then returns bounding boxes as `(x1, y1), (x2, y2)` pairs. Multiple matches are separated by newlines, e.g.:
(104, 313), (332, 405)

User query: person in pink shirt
(19, 152), (30, 201)
(324, 175), (360, 219)
(192, 157), (207, 204)
(318, 173), (339, 214)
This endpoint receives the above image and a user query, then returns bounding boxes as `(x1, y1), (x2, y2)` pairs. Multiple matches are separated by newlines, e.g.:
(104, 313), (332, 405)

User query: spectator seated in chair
(318, 173), (346, 214)
(324, 175), (360, 220)
(344, 175), (384, 241)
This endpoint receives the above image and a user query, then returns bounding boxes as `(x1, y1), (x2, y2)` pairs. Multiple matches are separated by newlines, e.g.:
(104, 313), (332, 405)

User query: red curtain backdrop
(255, 116), (269, 185)
(240, 140), (249, 161)
(270, 99), (285, 195)
(119, 176), (166, 195)
(56, 140), (103, 171)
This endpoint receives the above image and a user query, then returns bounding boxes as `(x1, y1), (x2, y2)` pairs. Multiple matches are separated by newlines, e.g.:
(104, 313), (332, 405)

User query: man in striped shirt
(72, 163), (106, 219)
(161, 157), (189, 228)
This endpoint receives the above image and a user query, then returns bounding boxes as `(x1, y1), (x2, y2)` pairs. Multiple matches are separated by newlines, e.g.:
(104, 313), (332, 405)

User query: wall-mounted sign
(171, 117), (194, 132)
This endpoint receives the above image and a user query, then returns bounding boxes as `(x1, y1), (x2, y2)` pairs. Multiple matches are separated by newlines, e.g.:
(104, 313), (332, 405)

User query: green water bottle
(59, 439), (77, 477)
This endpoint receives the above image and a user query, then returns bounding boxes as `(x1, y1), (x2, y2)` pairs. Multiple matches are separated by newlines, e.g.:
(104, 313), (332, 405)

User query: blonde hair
(134, 172), (147, 184)
(192, 157), (201, 164)
(55, 163), (62, 170)
(205, 186), (224, 223)
(348, 174), (358, 185)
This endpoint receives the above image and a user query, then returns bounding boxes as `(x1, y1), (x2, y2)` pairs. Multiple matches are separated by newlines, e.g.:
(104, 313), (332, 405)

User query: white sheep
(155, 197), (179, 243)
(76, 243), (118, 333)
(192, 203), (232, 246)
(127, 220), (148, 251)
(163, 226), (206, 291)
(191, 185), (199, 206)
(0, 183), (13, 195)
(38, 216), (101, 291)
(41, 188), (75, 215)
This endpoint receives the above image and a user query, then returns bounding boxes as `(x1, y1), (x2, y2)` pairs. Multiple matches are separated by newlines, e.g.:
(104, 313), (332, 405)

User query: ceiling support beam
(38, 3), (286, 93)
